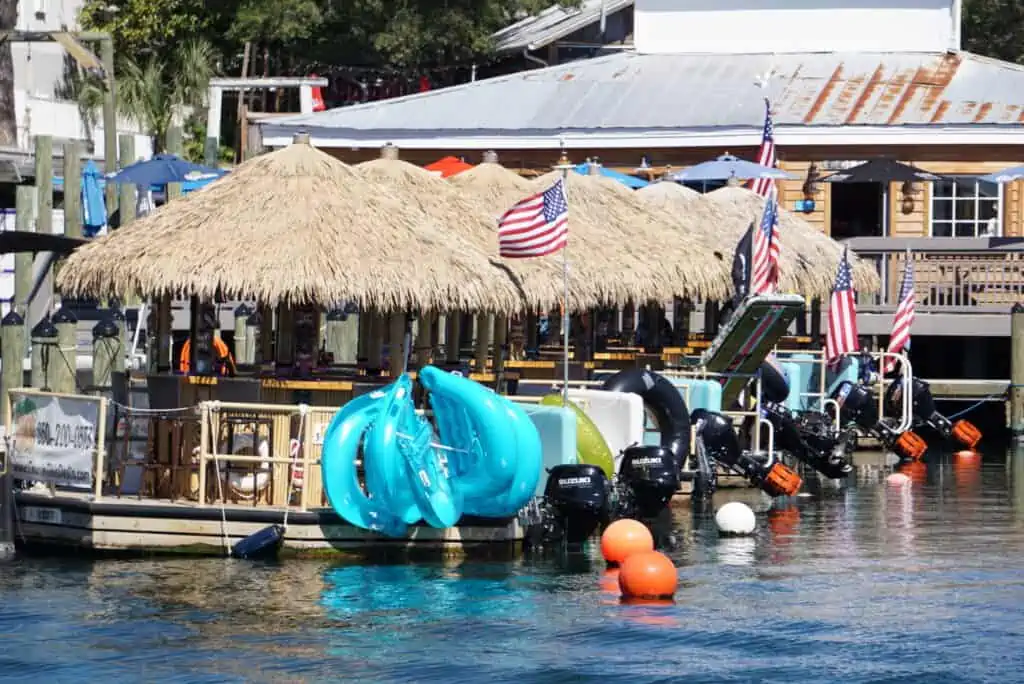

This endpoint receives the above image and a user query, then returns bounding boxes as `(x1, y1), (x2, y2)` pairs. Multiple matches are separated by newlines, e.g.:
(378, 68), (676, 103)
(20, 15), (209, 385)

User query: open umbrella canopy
(108, 154), (227, 187)
(424, 156), (473, 178)
(979, 165), (1024, 184)
(58, 136), (525, 314)
(821, 159), (943, 184)
(667, 154), (796, 183)
(572, 162), (649, 189)
(531, 170), (732, 302)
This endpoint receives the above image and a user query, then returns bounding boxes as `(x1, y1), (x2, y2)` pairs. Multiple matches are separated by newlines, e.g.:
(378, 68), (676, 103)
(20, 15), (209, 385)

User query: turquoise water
(3, 452), (1024, 683)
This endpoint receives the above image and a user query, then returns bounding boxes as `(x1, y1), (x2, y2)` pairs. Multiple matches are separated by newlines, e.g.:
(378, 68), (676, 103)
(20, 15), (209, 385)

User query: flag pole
(553, 146), (573, 407)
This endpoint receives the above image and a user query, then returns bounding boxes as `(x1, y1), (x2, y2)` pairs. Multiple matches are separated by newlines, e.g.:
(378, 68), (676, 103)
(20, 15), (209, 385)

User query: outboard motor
(614, 445), (680, 520)
(532, 464), (612, 545)
(757, 362), (855, 479)
(692, 409), (803, 497)
(832, 380), (927, 461)
(885, 377), (982, 450)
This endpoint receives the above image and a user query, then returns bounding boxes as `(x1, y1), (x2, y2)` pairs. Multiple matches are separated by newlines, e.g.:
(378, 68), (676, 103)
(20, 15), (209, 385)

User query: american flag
(750, 98), (777, 198)
(497, 179), (569, 258)
(884, 253), (915, 373)
(825, 248), (860, 364)
(751, 192), (779, 295)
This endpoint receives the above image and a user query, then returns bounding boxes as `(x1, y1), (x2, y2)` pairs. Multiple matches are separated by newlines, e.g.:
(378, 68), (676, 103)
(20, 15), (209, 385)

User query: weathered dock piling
(1011, 303), (1024, 439)
(1, 312), (26, 424)
(52, 307), (78, 394)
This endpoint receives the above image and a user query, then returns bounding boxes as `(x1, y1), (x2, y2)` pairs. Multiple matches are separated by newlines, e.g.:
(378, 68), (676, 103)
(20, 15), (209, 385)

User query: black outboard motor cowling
(765, 403), (855, 479)
(692, 409), (803, 497)
(542, 464), (611, 544)
(885, 377), (947, 437)
(617, 445), (680, 519)
(831, 380), (928, 460)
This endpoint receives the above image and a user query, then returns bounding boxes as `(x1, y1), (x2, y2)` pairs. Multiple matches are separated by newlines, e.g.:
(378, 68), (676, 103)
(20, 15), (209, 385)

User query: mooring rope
(281, 404), (308, 532)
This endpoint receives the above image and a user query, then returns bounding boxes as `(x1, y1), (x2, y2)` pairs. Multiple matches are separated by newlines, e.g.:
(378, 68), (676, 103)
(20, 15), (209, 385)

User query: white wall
(635, 0), (960, 54)
(7, 0), (150, 162)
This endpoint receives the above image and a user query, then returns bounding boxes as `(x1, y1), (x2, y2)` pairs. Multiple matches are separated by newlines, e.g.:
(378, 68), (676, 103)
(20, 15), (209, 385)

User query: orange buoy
(600, 519), (654, 566)
(618, 550), (678, 600)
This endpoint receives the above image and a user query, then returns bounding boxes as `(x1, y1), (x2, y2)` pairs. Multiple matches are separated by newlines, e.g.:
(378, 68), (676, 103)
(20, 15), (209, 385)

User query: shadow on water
(2, 451), (1024, 682)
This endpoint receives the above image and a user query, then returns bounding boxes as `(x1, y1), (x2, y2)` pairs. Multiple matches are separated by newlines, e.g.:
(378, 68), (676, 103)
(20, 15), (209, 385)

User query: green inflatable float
(539, 394), (616, 477)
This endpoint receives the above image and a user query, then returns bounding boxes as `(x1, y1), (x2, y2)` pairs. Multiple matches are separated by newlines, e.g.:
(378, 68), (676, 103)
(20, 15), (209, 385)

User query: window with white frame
(930, 176), (1001, 237)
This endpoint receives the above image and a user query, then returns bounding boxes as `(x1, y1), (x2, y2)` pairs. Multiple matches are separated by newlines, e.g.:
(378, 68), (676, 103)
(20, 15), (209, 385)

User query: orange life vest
(179, 336), (234, 375)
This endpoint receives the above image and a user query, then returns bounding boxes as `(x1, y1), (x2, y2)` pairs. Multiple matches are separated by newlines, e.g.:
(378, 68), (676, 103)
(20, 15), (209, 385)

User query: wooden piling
(415, 312), (434, 368)
(492, 314), (508, 374)
(62, 141), (82, 239)
(91, 317), (119, 389)
(1, 311), (26, 425)
(34, 136), (53, 237)
(117, 134), (136, 228)
(165, 125), (184, 201)
(52, 307), (78, 394)
(1011, 303), (1024, 438)
(100, 37), (118, 216)
(445, 314), (462, 364)
(474, 313), (492, 373)
(233, 304), (250, 364)
(13, 187), (35, 318)
(30, 316), (58, 390)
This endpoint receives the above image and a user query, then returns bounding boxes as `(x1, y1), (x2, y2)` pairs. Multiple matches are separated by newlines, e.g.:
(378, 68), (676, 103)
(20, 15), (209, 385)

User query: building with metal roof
(260, 50), (1024, 151)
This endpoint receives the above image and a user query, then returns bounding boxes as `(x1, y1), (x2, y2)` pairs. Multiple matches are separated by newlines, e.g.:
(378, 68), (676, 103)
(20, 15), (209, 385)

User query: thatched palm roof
(449, 162), (712, 307)
(352, 157), (571, 312)
(703, 186), (881, 296)
(635, 181), (700, 208)
(57, 137), (526, 313)
(530, 170), (733, 301)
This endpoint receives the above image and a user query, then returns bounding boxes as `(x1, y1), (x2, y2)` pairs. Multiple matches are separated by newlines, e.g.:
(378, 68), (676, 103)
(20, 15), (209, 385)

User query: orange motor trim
(951, 419), (982, 450)
(894, 430), (927, 461)
(763, 462), (803, 497)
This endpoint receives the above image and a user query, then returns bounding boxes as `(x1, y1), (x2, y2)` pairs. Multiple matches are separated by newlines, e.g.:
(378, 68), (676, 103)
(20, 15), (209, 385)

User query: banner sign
(9, 392), (100, 488)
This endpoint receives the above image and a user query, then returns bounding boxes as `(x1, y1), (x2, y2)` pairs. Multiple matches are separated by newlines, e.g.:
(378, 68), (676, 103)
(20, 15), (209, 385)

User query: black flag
(731, 221), (754, 307)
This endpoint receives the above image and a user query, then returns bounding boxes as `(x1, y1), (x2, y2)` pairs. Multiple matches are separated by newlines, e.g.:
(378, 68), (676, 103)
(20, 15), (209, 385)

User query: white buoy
(886, 472), (911, 487)
(715, 501), (756, 536)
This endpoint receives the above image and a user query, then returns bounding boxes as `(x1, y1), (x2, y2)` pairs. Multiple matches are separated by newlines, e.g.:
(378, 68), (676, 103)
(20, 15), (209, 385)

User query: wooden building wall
(326, 144), (1024, 238)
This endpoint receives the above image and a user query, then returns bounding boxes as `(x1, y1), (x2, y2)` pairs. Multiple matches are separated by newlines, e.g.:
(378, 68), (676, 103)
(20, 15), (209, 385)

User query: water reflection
(1, 457), (1024, 682)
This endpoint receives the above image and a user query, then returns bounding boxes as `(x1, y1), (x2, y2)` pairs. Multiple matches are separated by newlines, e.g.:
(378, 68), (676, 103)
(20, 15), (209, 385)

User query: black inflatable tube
(758, 361), (791, 405)
(602, 369), (690, 467)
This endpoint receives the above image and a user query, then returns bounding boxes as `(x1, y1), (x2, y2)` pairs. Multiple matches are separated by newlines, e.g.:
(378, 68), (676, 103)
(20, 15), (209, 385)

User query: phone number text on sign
(34, 421), (96, 451)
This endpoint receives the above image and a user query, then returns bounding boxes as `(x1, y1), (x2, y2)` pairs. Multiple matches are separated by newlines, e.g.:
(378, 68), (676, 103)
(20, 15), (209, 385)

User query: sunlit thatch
(57, 137), (527, 313)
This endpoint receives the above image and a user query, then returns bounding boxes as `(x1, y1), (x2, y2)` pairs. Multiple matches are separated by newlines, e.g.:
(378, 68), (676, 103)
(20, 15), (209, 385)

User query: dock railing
(845, 236), (1024, 313)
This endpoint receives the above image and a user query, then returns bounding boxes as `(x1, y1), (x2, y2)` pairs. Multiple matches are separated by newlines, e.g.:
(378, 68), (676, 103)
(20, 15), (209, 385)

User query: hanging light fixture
(900, 180), (919, 215)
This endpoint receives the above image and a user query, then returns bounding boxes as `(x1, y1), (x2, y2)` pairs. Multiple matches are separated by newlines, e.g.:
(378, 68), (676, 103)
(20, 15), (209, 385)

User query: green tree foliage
(962, 0), (1024, 63)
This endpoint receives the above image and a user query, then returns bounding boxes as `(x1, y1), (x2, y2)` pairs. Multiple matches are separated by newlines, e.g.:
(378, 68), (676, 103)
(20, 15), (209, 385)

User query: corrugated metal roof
(266, 51), (1024, 136)
(491, 0), (635, 54)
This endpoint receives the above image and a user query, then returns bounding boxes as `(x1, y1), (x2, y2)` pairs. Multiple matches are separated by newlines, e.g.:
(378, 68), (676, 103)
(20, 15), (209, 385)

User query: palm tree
(74, 39), (218, 154)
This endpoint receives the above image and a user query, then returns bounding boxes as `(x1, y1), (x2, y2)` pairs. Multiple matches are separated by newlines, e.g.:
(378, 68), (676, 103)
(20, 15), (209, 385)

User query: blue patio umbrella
(81, 159), (107, 236)
(667, 154), (796, 183)
(572, 162), (649, 189)
(980, 165), (1024, 184)
(108, 153), (225, 187)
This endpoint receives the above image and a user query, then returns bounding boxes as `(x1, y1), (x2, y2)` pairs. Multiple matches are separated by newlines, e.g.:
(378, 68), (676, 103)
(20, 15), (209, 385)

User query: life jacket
(179, 336), (234, 375)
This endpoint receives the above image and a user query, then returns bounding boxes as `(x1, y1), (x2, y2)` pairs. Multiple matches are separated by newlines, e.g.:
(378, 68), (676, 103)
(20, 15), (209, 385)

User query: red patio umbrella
(425, 156), (473, 178)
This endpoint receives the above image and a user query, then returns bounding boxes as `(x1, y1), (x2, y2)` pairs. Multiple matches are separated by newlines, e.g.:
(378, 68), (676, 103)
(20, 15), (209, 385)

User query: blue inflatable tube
(320, 390), (408, 537)
(363, 376), (427, 524)
(420, 366), (518, 498)
(463, 397), (542, 517)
